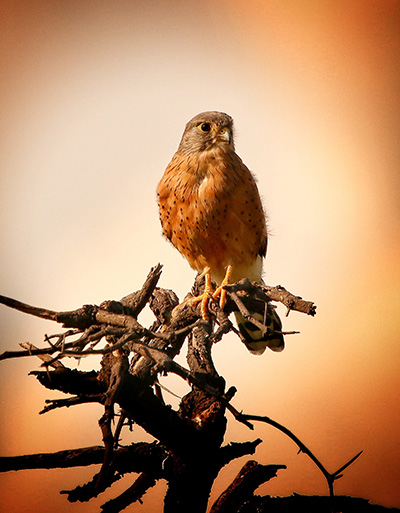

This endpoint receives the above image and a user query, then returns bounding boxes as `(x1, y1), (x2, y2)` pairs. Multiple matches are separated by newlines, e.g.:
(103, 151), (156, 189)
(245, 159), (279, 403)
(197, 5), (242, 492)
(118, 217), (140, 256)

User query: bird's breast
(157, 149), (267, 281)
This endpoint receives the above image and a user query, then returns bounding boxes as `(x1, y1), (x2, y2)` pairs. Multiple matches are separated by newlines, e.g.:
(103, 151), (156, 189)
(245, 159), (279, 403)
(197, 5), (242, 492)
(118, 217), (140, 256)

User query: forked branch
(0, 263), (366, 513)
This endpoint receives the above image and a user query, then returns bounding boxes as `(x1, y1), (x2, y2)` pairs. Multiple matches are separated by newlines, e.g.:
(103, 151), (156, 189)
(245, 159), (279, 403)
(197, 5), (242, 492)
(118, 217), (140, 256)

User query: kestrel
(157, 111), (283, 354)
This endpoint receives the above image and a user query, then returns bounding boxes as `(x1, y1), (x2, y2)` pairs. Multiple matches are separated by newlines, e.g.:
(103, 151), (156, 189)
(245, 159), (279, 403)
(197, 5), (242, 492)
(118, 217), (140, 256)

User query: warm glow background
(1, 1), (399, 511)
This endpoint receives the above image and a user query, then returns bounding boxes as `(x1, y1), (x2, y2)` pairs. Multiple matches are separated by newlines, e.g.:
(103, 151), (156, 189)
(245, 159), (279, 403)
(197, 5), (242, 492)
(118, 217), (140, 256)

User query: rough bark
(1, 265), (392, 513)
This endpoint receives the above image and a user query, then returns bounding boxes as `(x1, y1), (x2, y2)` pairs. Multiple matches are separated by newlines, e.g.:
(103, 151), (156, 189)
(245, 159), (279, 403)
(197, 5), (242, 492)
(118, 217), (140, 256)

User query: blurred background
(1, 1), (399, 511)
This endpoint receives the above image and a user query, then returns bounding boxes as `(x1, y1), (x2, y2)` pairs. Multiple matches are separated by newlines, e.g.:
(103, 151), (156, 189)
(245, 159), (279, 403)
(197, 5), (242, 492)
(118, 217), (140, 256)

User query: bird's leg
(190, 267), (215, 320)
(212, 264), (232, 309)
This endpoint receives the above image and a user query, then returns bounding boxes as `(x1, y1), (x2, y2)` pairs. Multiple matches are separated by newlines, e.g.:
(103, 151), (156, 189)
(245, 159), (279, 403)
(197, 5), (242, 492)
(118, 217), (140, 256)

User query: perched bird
(157, 111), (284, 354)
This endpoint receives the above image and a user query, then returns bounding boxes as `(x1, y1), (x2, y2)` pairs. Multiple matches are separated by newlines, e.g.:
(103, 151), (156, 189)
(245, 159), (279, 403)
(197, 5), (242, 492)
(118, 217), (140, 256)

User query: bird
(157, 111), (284, 354)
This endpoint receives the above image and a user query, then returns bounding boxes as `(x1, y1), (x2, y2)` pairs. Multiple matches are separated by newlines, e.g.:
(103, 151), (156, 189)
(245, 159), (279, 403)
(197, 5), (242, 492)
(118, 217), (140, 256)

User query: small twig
(113, 412), (127, 448)
(154, 379), (181, 399)
(0, 341), (78, 361)
(228, 291), (269, 335)
(19, 342), (65, 370)
(261, 284), (316, 316)
(331, 450), (364, 479)
(72, 326), (113, 349)
(223, 280), (316, 316)
(40, 395), (103, 414)
(238, 413), (362, 498)
(44, 330), (78, 351)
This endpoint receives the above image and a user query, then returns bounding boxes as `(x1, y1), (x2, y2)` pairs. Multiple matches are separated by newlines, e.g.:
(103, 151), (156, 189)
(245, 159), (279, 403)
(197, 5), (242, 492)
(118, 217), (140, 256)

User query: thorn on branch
(240, 413), (362, 498)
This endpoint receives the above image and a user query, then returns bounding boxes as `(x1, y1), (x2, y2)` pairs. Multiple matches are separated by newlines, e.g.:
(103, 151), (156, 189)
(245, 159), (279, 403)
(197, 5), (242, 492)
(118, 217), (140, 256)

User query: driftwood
(0, 264), (394, 513)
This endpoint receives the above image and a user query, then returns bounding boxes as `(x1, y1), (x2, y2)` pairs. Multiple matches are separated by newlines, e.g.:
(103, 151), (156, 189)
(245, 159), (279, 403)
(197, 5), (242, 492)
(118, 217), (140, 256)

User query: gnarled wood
(0, 265), (376, 513)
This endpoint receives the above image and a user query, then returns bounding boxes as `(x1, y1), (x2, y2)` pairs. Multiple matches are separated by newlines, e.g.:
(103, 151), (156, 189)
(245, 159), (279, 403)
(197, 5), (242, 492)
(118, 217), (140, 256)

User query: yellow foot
(190, 268), (214, 320)
(212, 264), (232, 309)
(190, 265), (233, 319)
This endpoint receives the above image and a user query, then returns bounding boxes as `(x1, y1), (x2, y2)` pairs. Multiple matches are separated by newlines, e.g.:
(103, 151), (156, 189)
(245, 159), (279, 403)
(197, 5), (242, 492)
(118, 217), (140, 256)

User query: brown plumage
(157, 111), (284, 354)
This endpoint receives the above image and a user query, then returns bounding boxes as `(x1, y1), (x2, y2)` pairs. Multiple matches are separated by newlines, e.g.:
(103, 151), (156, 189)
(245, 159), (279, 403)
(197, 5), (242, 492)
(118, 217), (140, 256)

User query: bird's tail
(234, 303), (284, 355)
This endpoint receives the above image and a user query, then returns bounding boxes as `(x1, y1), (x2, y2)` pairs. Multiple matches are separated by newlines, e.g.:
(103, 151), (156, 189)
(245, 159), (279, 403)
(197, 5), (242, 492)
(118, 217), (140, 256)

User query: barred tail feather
(234, 304), (284, 355)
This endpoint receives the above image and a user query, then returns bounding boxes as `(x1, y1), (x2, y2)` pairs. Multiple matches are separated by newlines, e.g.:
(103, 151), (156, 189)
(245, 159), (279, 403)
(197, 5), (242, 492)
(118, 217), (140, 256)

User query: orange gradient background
(1, 1), (399, 511)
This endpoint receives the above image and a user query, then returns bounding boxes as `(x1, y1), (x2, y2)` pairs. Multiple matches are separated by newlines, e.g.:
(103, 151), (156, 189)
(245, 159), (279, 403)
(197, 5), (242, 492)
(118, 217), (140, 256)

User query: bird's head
(178, 111), (235, 154)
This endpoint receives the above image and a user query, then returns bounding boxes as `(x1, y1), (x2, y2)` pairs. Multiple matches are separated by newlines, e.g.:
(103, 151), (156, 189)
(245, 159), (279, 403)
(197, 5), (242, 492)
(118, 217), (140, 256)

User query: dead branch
(100, 473), (157, 513)
(20, 342), (66, 369)
(0, 266), (314, 364)
(210, 460), (286, 513)
(238, 413), (363, 498)
(231, 493), (394, 513)
(117, 262), (163, 317)
(0, 442), (166, 473)
(30, 367), (102, 395)
(217, 439), (263, 468)
(0, 294), (58, 321)
(223, 279), (316, 316)
(39, 395), (103, 415)
(0, 446), (106, 472)
(0, 264), (370, 513)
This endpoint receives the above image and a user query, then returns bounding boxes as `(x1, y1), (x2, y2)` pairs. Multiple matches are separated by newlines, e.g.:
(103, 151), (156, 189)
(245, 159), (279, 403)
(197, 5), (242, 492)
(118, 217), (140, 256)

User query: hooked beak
(218, 128), (232, 144)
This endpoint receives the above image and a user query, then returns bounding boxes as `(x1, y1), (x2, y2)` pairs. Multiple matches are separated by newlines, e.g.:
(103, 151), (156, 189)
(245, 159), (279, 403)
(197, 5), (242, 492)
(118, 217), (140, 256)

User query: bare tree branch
(100, 473), (157, 513)
(210, 460), (286, 513)
(0, 265), (374, 513)
(238, 413), (363, 498)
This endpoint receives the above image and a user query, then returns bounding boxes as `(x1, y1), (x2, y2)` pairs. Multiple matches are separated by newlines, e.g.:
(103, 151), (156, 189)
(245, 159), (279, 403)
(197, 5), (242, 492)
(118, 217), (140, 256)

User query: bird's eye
(199, 123), (211, 133)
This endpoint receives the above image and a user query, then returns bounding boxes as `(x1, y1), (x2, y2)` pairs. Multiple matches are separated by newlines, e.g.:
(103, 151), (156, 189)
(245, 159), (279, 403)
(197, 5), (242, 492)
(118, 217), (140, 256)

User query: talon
(190, 265), (232, 319)
(190, 269), (215, 320)
(212, 265), (232, 309)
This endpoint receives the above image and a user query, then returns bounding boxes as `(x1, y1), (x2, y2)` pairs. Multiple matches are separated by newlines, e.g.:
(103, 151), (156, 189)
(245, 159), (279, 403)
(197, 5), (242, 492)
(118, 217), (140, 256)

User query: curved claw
(190, 265), (233, 319)
(190, 269), (214, 320)
(212, 265), (232, 309)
